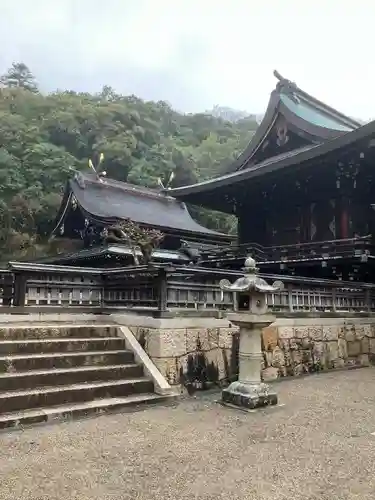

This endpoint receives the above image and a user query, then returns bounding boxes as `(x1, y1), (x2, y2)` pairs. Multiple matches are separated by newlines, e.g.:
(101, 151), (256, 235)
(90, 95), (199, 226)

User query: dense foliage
(0, 62), (258, 261)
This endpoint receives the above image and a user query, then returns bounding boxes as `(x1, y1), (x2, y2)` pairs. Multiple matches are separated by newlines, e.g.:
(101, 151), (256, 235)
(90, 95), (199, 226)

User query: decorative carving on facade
(275, 117), (289, 147)
(329, 218), (336, 239)
(310, 223), (317, 241)
(71, 195), (78, 211)
(310, 203), (316, 240)
(329, 200), (336, 238)
(336, 160), (359, 190)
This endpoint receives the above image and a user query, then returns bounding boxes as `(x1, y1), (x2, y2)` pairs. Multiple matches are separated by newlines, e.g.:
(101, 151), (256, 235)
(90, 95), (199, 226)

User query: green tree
(0, 63), (38, 92)
(0, 62), (259, 260)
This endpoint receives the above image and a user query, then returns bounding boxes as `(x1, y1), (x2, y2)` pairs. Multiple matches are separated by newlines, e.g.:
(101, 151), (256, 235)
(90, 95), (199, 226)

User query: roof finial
(273, 70), (284, 82)
(158, 171), (175, 191)
(88, 153), (106, 183)
(273, 70), (299, 103)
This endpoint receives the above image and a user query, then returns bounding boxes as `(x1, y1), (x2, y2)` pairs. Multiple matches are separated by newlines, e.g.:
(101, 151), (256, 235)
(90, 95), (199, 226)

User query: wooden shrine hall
(169, 71), (375, 281)
(46, 171), (230, 267)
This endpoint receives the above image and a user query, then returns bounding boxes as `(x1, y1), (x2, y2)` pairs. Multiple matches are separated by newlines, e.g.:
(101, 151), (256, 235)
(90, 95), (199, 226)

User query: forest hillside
(0, 62), (259, 260)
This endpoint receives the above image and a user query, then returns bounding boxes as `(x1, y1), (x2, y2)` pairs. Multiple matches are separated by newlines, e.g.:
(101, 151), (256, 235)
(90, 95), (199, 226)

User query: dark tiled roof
(69, 172), (227, 238)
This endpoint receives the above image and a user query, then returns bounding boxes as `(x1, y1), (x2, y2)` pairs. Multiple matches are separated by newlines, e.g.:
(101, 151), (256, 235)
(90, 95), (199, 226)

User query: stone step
(0, 393), (169, 430)
(0, 325), (118, 340)
(0, 364), (144, 391)
(0, 350), (134, 372)
(0, 378), (154, 413)
(0, 337), (126, 355)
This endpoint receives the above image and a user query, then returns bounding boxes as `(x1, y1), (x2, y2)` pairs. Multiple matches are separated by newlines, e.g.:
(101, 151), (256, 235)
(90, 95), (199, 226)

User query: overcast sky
(1, 0), (374, 119)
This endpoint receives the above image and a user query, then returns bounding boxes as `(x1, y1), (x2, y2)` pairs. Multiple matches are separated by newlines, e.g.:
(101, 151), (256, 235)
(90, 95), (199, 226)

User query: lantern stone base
(222, 312), (278, 410)
(222, 381), (278, 409)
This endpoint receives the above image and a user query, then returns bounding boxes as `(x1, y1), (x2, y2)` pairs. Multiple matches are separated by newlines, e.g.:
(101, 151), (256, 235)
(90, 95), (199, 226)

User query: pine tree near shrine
(0, 62), (38, 92)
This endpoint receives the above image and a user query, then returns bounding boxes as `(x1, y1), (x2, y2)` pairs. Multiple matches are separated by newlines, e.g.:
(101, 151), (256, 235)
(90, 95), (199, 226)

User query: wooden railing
(102, 266), (162, 309)
(199, 236), (374, 265)
(161, 267), (375, 313)
(10, 263), (103, 307)
(4, 261), (375, 314)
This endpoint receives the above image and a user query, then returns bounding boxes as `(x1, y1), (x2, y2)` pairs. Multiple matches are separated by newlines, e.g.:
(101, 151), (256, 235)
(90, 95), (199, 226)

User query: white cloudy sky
(1, 0), (374, 119)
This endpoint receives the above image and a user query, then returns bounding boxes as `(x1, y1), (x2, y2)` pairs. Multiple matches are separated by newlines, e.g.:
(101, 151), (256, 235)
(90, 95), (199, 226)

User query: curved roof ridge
(222, 90), (280, 174)
(222, 71), (362, 174)
(274, 70), (361, 130)
(74, 171), (178, 205)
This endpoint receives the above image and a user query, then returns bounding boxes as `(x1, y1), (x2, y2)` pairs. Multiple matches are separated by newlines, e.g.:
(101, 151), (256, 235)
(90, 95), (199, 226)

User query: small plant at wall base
(105, 219), (164, 265)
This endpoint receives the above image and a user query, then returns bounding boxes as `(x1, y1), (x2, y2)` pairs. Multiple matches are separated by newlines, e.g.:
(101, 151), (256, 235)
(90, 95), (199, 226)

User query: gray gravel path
(1, 368), (375, 500)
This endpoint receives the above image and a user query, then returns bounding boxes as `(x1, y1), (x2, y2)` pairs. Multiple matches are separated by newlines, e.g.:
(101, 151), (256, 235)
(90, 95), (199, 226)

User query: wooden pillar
(340, 197), (349, 239)
(2, 273), (13, 306)
(297, 178), (312, 243)
(156, 268), (167, 312)
(336, 161), (361, 240)
(238, 201), (268, 246)
(13, 273), (27, 307)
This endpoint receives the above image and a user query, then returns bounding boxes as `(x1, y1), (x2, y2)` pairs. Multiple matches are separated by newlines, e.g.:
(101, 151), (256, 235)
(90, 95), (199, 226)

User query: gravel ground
(1, 368), (375, 500)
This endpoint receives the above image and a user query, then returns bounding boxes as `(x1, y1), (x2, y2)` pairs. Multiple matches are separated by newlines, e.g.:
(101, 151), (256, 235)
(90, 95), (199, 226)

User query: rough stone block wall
(261, 321), (374, 381)
(127, 318), (375, 387)
(129, 325), (238, 386)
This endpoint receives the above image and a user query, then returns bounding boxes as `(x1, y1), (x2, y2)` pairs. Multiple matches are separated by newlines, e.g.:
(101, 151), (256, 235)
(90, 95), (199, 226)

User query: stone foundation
(261, 318), (375, 381)
(0, 311), (373, 388)
(128, 323), (237, 386)
(112, 314), (375, 388)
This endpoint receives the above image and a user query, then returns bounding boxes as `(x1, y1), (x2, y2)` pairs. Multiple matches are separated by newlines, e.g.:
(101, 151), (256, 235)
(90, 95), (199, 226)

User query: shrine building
(169, 71), (375, 280)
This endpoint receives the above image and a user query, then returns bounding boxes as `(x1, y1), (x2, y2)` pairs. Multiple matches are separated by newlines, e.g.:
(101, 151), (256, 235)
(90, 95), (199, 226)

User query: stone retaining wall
(114, 314), (375, 387)
(261, 318), (374, 381)
(128, 324), (237, 386)
(0, 311), (372, 387)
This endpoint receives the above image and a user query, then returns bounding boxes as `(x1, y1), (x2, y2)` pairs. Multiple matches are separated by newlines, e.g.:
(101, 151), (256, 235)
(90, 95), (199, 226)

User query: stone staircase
(0, 325), (169, 429)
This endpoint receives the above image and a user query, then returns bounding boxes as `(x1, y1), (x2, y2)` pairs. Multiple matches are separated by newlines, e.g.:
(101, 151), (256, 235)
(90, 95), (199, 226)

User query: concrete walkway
(1, 368), (375, 500)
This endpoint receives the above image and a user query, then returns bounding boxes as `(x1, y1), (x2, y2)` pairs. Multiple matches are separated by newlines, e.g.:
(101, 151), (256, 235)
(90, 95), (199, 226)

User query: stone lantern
(220, 256), (283, 409)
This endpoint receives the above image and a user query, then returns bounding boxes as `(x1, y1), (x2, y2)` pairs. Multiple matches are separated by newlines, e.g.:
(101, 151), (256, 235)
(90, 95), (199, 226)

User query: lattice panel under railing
(103, 283), (158, 308)
(5, 262), (375, 314)
(166, 278), (234, 310)
(266, 286), (368, 312)
(25, 274), (103, 306)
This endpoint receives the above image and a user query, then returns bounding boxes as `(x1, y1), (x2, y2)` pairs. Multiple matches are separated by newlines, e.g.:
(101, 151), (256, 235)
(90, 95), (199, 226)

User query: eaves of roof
(169, 119), (375, 199)
(222, 71), (361, 174)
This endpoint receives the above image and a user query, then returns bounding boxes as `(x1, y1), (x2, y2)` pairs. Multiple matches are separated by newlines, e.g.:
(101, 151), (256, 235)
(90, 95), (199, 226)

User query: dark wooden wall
(237, 157), (375, 247)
